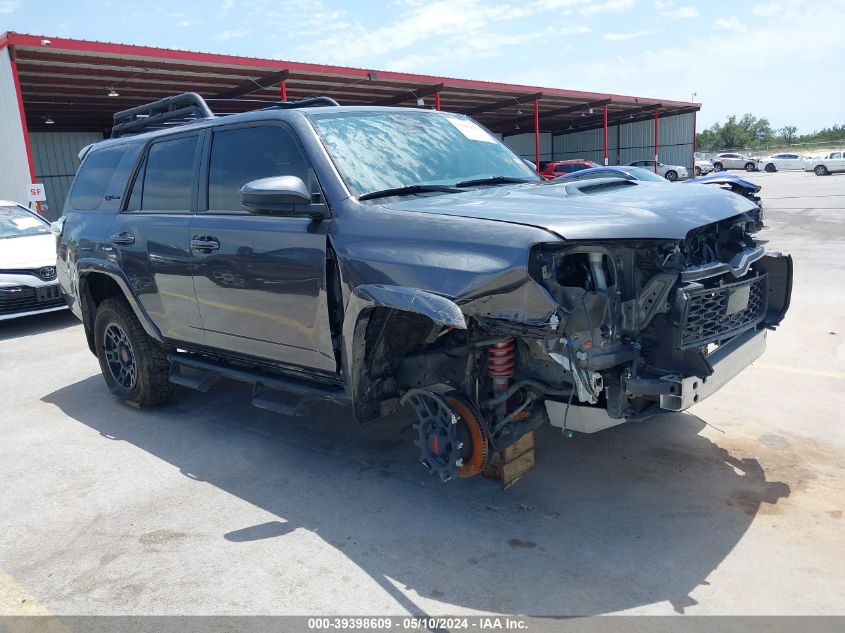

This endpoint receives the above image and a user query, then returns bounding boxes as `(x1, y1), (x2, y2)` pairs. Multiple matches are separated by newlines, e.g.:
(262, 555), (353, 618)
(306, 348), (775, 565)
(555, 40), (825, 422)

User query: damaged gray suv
(57, 93), (792, 482)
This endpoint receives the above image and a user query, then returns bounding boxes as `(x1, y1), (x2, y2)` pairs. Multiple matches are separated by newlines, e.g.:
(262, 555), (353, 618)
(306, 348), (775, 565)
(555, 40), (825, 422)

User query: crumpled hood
(381, 180), (759, 240)
(0, 234), (57, 268)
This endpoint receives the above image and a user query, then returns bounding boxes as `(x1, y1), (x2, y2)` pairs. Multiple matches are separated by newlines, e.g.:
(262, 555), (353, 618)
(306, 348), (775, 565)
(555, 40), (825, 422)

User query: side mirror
(240, 176), (318, 216)
(50, 217), (65, 237)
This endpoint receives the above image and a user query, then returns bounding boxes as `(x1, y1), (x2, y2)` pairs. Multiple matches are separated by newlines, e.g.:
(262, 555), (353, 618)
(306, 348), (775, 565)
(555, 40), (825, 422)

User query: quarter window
(208, 126), (308, 210)
(70, 144), (128, 210)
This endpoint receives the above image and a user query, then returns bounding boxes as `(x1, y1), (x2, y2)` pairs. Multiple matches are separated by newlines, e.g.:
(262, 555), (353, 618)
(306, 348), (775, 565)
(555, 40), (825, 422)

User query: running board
(167, 352), (348, 416)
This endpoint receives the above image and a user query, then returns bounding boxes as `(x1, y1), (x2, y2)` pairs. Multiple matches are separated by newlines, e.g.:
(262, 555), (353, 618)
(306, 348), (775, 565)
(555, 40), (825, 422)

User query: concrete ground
(1, 170), (844, 616)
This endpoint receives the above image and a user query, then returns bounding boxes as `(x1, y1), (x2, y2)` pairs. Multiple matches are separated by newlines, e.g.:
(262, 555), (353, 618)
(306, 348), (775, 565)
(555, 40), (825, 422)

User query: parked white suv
(711, 153), (760, 172)
(805, 150), (845, 176)
(628, 159), (689, 181)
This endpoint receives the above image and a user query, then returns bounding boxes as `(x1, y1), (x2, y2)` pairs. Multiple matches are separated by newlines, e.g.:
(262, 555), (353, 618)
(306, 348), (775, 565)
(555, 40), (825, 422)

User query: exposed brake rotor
(402, 388), (490, 482)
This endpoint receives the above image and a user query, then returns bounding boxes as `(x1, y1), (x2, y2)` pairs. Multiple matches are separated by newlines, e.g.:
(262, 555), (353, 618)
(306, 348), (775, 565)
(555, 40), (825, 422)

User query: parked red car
(540, 160), (601, 179)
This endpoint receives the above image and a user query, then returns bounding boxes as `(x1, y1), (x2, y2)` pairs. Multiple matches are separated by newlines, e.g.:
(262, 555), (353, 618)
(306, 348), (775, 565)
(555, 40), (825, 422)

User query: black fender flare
(341, 284), (466, 423)
(77, 259), (165, 346)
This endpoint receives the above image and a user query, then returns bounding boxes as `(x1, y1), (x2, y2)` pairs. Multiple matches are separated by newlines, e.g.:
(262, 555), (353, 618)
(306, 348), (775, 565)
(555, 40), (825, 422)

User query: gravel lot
(1, 170), (844, 617)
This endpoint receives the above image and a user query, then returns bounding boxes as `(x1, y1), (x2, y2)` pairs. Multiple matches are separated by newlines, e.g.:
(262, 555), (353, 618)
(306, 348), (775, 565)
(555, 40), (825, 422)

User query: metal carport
(0, 31), (699, 218)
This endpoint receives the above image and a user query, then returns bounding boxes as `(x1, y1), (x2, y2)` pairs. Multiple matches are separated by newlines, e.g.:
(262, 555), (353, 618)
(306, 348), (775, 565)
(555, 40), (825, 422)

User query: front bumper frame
(624, 327), (767, 412)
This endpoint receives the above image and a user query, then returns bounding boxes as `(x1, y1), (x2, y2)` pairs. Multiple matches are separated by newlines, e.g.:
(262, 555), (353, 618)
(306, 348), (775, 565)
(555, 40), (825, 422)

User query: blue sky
(2, 0), (843, 133)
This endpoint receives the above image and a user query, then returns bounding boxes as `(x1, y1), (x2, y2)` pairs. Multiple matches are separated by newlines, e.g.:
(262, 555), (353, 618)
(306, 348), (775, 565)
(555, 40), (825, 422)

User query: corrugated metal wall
(501, 132), (553, 164)
(504, 111), (695, 171)
(31, 131), (103, 220)
(0, 48), (33, 207)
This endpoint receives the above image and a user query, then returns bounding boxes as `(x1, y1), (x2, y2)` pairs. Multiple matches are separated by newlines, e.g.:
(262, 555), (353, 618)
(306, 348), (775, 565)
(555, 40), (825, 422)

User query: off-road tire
(665, 170), (678, 182)
(713, 162), (724, 171)
(94, 296), (175, 407)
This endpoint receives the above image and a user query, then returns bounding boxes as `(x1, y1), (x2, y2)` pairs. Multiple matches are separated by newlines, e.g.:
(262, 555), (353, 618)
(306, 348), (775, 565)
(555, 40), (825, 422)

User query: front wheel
(665, 170), (678, 182)
(713, 162), (724, 172)
(745, 162), (757, 172)
(694, 166), (702, 176)
(765, 163), (776, 172)
(814, 165), (829, 176)
(94, 297), (175, 407)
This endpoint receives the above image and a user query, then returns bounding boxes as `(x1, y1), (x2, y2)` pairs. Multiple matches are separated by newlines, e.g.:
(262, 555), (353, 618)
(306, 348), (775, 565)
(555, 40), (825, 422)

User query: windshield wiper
(358, 184), (462, 201)
(454, 176), (535, 188)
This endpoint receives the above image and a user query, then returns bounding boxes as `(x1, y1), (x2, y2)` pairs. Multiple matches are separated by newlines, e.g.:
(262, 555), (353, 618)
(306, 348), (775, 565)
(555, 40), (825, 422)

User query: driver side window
(207, 125), (309, 211)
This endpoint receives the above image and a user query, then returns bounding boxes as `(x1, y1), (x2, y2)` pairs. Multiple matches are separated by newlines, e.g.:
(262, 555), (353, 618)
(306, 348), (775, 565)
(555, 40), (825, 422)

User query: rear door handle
(191, 235), (220, 253)
(110, 232), (135, 245)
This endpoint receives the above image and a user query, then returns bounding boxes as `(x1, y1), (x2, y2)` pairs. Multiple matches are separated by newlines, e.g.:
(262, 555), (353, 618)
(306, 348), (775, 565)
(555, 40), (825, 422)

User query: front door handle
(110, 232), (135, 245)
(191, 235), (220, 253)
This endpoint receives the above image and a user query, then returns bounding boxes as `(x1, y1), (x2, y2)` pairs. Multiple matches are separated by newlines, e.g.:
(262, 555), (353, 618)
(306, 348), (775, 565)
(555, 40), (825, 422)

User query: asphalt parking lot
(1, 170), (844, 617)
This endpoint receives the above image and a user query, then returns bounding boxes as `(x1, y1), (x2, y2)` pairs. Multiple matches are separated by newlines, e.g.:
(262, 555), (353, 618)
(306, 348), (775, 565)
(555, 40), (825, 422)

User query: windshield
(309, 110), (538, 196)
(0, 205), (49, 240)
(626, 167), (668, 182)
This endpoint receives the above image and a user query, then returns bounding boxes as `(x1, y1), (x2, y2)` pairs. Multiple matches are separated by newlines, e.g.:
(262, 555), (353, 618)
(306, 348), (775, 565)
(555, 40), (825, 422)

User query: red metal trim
(280, 78), (287, 102)
(533, 97), (540, 170)
(8, 48), (38, 202)
(603, 105), (608, 166)
(653, 108), (659, 173)
(434, 90), (441, 111)
(2, 32), (700, 109)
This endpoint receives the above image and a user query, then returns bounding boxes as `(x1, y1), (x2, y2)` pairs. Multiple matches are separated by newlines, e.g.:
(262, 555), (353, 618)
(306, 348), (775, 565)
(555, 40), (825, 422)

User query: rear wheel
(765, 163), (777, 172)
(694, 166), (702, 176)
(713, 162), (724, 172)
(665, 170), (678, 182)
(94, 297), (174, 407)
(745, 162), (757, 172)
(814, 165), (829, 176)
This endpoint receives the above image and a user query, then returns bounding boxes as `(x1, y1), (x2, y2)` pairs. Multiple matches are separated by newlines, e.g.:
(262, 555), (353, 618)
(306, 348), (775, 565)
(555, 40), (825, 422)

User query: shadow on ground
(0, 310), (79, 342)
(42, 376), (789, 615)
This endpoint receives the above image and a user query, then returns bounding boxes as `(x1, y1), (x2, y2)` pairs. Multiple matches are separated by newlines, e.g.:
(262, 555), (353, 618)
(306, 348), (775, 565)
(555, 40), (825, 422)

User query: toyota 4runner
(57, 93), (792, 482)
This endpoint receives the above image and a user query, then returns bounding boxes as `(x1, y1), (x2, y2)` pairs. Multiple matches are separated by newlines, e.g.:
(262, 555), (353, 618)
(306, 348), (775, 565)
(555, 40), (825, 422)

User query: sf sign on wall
(27, 183), (46, 202)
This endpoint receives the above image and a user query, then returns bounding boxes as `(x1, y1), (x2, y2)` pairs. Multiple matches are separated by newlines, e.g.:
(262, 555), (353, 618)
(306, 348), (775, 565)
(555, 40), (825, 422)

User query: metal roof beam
(375, 83), (444, 106)
(214, 69), (289, 99)
(508, 98), (611, 126)
(463, 92), (542, 116)
(551, 103), (669, 135)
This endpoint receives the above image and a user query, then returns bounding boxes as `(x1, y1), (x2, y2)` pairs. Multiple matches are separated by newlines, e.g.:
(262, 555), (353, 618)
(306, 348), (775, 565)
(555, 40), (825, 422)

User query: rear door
(108, 132), (204, 345)
(190, 121), (337, 373)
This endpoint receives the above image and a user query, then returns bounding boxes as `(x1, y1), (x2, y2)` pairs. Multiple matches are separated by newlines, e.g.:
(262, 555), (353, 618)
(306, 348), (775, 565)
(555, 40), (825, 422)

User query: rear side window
(207, 126), (308, 210)
(70, 144), (128, 210)
(127, 135), (198, 212)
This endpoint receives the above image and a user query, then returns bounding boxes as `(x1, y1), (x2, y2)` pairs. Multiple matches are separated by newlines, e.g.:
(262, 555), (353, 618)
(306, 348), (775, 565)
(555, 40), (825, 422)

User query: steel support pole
(603, 105), (609, 166)
(692, 109), (697, 174)
(8, 48), (38, 213)
(280, 78), (288, 102)
(653, 108), (660, 173)
(434, 90), (441, 111)
(533, 97), (540, 170)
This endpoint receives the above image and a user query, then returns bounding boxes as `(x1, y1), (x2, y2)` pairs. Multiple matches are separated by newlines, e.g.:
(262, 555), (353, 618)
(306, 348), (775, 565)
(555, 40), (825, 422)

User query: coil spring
(487, 337), (515, 379)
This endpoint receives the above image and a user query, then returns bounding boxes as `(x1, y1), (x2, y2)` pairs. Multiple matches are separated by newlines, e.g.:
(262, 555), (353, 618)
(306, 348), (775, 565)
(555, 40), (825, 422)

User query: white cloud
(580, 0), (635, 16)
(752, 2), (781, 17)
(603, 29), (655, 40)
(215, 29), (249, 40)
(712, 16), (746, 31)
(661, 6), (699, 18)
(0, 0), (20, 13)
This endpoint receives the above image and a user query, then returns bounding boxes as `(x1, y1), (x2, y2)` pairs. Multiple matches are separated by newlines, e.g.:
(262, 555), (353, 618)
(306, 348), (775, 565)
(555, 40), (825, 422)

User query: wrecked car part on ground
(57, 95), (793, 484)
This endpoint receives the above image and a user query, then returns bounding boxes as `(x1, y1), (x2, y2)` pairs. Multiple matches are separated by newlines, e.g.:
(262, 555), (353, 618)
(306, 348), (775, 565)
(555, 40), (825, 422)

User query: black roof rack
(111, 92), (339, 138)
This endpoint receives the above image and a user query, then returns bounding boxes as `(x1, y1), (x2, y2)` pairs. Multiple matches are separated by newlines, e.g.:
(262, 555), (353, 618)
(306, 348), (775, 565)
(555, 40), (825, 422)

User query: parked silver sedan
(628, 159), (689, 181)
